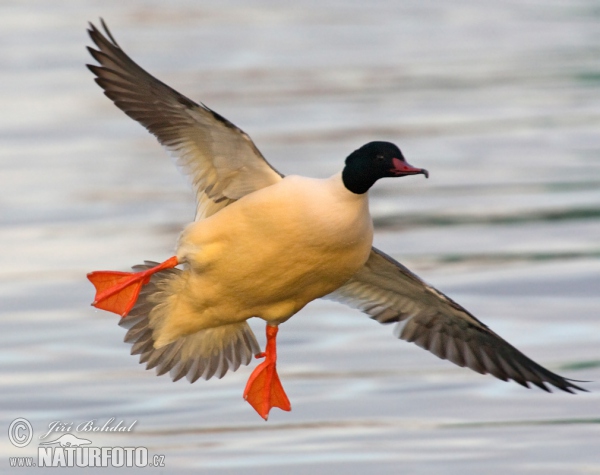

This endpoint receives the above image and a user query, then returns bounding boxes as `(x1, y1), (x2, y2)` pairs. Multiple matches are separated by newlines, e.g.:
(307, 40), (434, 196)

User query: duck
(86, 20), (585, 420)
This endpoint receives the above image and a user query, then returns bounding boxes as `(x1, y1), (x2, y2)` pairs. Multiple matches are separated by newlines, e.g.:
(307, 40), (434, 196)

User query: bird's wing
(86, 20), (283, 220)
(325, 247), (585, 393)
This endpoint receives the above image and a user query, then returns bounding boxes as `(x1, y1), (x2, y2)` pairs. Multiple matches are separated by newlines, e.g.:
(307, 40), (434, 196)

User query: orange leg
(87, 256), (178, 317)
(243, 325), (291, 420)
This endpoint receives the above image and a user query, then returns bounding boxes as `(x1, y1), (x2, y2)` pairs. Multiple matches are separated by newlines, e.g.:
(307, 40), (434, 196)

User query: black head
(342, 141), (428, 194)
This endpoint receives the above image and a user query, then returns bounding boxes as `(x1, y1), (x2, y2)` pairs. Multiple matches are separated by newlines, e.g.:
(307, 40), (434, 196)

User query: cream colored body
(153, 173), (373, 347)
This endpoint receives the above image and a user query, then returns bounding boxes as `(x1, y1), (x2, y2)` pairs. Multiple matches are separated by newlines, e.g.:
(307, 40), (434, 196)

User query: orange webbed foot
(87, 256), (178, 317)
(243, 325), (291, 420)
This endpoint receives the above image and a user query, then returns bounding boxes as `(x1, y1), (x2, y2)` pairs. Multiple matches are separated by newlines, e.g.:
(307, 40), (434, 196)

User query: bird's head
(342, 141), (428, 194)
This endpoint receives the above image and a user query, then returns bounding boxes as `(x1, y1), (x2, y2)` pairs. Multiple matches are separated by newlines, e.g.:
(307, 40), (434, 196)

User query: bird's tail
(118, 262), (260, 382)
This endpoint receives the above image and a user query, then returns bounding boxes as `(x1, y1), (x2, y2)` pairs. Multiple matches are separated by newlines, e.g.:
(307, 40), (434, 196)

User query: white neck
(328, 171), (368, 201)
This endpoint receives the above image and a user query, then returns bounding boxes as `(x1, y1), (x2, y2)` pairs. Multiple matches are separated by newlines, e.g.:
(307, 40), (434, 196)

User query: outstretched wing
(325, 248), (586, 393)
(86, 20), (282, 219)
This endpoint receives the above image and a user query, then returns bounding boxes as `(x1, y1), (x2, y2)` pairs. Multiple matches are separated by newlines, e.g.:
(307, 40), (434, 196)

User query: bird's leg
(87, 256), (179, 317)
(243, 324), (291, 420)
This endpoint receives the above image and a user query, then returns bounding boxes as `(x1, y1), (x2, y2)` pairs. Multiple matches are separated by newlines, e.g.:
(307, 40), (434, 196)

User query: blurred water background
(1, 1), (599, 473)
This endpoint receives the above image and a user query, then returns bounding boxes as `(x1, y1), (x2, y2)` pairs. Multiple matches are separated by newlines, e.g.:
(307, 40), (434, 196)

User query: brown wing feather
(326, 248), (586, 393)
(86, 20), (282, 219)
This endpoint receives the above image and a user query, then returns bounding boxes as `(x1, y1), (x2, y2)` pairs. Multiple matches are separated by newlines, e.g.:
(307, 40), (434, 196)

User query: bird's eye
(375, 154), (384, 161)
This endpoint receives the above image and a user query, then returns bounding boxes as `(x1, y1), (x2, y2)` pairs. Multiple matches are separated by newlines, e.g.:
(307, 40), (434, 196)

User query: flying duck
(86, 20), (585, 420)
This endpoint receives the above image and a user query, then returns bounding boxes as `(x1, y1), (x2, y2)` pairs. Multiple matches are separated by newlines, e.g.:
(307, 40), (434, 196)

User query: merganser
(86, 20), (585, 420)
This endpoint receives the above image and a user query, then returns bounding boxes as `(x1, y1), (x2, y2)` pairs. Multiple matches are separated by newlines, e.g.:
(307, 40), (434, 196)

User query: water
(1, 1), (599, 473)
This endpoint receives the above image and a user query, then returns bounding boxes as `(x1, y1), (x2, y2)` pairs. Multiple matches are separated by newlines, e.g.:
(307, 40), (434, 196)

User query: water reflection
(1, 1), (599, 473)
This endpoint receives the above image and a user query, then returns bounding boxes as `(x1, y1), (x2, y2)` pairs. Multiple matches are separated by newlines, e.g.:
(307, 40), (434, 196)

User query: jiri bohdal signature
(39, 418), (137, 440)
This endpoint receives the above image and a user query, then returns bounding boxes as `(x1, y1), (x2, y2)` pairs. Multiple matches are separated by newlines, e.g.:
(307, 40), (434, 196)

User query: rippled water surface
(1, 1), (599, 473)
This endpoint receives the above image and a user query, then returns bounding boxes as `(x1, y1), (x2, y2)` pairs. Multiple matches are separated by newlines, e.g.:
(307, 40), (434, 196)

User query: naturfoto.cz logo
(7, 417), (165, 468)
